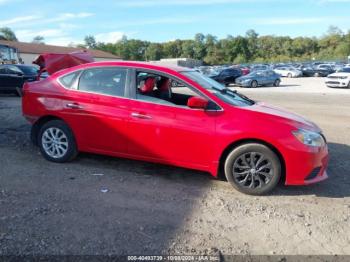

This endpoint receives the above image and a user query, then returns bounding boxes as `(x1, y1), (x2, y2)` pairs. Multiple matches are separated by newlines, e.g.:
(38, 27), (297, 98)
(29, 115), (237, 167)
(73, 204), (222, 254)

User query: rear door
(58, 67), (131, 154)
(266, 71), (277, 84)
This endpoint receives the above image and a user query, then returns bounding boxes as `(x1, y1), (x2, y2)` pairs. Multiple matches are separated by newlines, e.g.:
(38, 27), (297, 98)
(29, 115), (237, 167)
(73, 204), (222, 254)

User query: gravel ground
(0, 80), (350, 256)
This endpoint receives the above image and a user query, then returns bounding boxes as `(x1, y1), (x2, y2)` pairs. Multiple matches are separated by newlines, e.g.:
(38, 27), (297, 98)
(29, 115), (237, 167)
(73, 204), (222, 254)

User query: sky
(1, 0), (350, 46)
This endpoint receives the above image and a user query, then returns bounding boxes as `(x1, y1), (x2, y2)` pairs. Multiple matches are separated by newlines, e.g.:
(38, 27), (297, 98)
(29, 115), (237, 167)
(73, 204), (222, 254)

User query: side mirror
(187, 96), (209, 109)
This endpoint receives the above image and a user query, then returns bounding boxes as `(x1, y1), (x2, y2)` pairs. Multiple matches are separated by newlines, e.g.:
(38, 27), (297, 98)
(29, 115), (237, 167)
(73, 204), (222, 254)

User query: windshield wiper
(218, 87), (255, 105)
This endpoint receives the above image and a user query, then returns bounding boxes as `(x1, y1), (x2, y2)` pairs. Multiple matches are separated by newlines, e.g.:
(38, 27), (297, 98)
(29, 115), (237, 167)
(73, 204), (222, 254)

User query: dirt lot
(0, 79), (350, 256)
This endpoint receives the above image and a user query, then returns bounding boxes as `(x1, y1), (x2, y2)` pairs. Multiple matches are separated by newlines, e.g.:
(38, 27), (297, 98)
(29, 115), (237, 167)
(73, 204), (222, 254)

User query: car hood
(245, 101), (320, 131)
(327, 72), (350, 77)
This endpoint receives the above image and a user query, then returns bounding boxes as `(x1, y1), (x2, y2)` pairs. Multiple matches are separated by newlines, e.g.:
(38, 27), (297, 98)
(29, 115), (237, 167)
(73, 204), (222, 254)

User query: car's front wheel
(38, 120), (78, 163)
(224, 143), (281, 195)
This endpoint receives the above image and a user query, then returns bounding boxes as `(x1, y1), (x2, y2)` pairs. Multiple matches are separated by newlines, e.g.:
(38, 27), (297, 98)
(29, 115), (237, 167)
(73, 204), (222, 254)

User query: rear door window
(78, 67), (127, 97)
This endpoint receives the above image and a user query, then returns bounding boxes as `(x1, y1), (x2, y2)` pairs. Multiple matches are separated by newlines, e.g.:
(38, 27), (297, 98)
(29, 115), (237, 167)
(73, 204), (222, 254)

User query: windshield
(340, 67), (350, 73)
(17, 65), (38, 75)
(182, 71), (255, 107)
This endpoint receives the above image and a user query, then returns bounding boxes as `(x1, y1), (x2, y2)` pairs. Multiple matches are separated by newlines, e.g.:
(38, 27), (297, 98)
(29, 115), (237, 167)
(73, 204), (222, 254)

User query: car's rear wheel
(347, 81), (350, 89)
(273, 79), (281, 87)
(38, 120), (78, 163)
(250, 80), (258, 88)
(224, 143), (281, 195)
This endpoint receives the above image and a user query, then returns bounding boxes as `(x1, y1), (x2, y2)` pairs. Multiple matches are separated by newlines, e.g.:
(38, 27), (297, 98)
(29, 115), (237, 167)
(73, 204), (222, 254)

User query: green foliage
(84, 35), (97, 49)
(89, 26), (350, 64)
(0, 27), (18, 41)
(32, 35), (45, 44)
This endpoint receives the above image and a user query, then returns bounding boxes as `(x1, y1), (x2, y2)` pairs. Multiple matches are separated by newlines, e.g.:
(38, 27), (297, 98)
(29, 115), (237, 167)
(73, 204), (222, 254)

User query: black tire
(273, 79), (281, 87)
(224, 143), (281, 195)
(348, 82), (350, 89)
(38, 120), (78, 163)
(250, 80), (258, 88)
(287, 73), (292, 78)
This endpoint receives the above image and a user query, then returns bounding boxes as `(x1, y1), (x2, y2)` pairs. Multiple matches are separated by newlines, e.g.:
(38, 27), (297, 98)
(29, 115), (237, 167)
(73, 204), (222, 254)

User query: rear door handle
(131, 112), (152, 119)
(66, 103), (83, 109)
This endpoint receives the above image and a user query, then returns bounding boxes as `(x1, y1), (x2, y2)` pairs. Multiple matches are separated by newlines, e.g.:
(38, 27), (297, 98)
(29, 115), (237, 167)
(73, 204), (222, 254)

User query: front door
(127, 70), (217, 169)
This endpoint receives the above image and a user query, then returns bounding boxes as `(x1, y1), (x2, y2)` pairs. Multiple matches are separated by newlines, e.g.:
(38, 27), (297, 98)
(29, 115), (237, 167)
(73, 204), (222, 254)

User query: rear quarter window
(58, 71), (81, 89)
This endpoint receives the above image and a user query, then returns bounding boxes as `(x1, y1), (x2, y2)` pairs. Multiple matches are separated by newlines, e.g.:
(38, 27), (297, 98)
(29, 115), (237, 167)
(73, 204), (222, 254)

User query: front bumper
(284, 142), (329, 186)
(326, 80), (349, 88)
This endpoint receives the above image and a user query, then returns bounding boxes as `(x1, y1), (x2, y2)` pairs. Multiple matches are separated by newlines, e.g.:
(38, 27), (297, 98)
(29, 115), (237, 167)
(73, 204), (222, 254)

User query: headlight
(292, 129), (325, 147)
(339, 76), (348, 79)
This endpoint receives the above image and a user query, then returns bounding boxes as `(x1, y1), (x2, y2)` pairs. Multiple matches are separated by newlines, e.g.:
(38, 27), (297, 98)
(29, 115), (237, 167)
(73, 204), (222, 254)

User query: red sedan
(22, 61), (329, 195)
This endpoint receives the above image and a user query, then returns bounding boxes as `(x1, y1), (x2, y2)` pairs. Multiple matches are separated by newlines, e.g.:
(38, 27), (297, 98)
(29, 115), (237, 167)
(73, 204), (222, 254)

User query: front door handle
(66, 103), (83, 109)
(131, 112), (152, 119)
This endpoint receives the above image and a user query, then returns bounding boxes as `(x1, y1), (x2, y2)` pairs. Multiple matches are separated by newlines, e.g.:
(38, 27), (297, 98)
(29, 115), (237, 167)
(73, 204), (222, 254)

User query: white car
(274, 67), (302, 78)
(325, 68), (350, 88)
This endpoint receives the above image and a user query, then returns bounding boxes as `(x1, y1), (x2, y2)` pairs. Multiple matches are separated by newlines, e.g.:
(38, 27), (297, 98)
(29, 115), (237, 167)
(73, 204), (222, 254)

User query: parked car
(22, 61), (329, 195)
(313, 64), (335, 77)
(273, 67), (302, 78)
(251, 65), (270, 71)
(239, 66), (250, 75)
(235, 70), (281, 88)
(209, 68), (242, 86)
(325, 67), (350, 88)
(0, 64), (39, 95)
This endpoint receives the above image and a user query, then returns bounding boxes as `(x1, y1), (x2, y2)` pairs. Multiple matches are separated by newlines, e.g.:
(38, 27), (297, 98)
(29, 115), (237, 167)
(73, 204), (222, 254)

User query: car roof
(81, 61), (194, 73)
(52, 60), (197, 79)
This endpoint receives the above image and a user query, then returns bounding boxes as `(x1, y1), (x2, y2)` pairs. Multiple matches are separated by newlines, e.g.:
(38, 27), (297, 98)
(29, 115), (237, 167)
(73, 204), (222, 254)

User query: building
(0, 40), (121, 65)
(151, 58), (203, 68)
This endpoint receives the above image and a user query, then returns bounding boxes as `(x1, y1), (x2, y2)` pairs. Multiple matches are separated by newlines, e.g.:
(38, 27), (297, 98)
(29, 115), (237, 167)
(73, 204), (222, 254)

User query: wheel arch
(217, 138), (286, 183)
(30, 115), (65, 145)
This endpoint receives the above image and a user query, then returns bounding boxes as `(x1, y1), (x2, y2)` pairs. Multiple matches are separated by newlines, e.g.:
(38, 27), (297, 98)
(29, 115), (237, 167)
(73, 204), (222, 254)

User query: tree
(193, 33), (206, 60)
(32, 35), (45, 44)
(145, 43), (163, 61)
(0, 27), (18, 41)
(163, 40), (182, 58)
(181, 40), (195, 58)
(92, 27), (350, 65)
(245, 29), (258, 61)
(84, 35), (97, 49)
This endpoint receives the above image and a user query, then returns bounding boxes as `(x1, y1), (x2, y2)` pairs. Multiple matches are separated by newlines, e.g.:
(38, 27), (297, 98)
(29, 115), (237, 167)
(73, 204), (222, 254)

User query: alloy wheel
(41, 127), (69, 159)
(232, 152), (273, 189)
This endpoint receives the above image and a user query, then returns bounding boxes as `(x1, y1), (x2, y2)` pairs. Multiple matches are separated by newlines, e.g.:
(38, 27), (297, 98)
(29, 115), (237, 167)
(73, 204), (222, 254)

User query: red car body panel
(22, 61), (329, 185)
